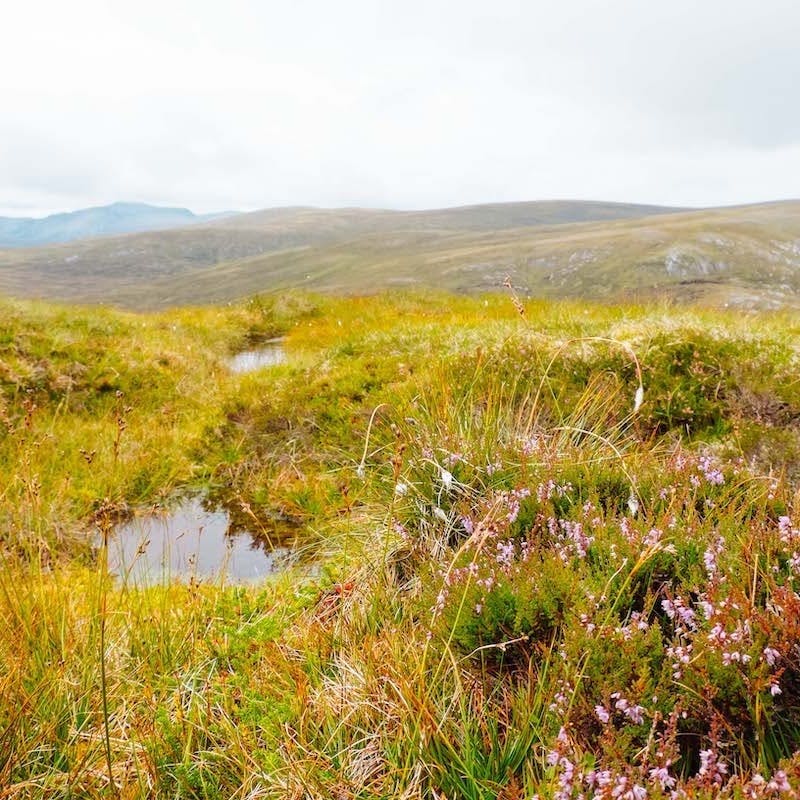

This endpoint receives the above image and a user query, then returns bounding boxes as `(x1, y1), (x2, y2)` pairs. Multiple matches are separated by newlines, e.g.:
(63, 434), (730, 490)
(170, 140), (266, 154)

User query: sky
(1, 0), (799, 217)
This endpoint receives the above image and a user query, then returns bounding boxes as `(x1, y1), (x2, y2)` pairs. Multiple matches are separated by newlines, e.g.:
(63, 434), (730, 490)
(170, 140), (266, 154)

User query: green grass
(4, 289), (800, 797)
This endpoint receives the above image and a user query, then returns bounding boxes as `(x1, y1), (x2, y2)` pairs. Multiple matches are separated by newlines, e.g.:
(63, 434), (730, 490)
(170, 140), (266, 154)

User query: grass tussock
(4, 290), (800, 797)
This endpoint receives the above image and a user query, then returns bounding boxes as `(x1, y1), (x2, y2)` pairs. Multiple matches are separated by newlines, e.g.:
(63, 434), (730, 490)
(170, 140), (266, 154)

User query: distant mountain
(0, 202), (232, 247)
(4, 198), (800, 311)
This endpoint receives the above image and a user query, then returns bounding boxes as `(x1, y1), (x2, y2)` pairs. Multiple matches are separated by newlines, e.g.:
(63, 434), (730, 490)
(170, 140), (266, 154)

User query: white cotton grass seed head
(433, 506), (448, 523)
(633, 384), (644, 414)
(441, 469), (454, 491)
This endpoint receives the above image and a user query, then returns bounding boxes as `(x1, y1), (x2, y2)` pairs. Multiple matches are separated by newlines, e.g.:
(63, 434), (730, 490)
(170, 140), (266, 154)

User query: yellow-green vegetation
(4, 290), (800, 797)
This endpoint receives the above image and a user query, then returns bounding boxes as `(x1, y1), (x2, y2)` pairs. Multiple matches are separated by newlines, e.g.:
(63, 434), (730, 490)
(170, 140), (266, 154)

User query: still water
(228, 338), (286, 373)
(106, 497), (290, 585)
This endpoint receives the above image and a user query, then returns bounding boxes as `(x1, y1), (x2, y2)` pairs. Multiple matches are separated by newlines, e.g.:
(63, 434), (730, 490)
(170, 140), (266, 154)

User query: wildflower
(746, 774), (766, 799)
(595, 705), (610, 724)
(649, 766), (676, 791)
(703, 536), (724, 576)
(698, 456), (725, 485)
(699, 598), (716, 619)
(698, 748), (728, 786)
(644, 528), (662, 547)
(520, 434), (542, 457)
(612, 693), (630, 713)
(767, 770), (791, 793)
(708, 623), (727, 645)
(392, 521), (409, 540)
(394, 481), (408, 497)
(485, 460), (502, 475)
(624, 705), (645, 725)
(763, 647), (780, 666)
(495, 539), (516, 567)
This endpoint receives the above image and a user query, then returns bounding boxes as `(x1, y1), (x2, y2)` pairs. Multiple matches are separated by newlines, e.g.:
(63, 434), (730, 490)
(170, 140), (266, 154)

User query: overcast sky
(2, 0), (799, 217)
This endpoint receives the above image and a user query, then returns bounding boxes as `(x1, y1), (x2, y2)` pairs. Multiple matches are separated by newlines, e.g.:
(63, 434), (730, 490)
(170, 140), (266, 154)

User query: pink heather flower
(612, 775), (629, 798)
(661, 597), (697, 630)
(767, 770), (791, 793)
(595, 705), (610, 724)
(595, 770), (614, 789)
(632, 611), (649, 631)
(520, 435), (542, 457)
(699, 599), (716, 619)
(495, 539), (516, 567)
(747, 774), (766, 798)
(763, 647), (780, 666)
(644, 528), (662, 547)
(649, 766), (676, 790)
(703, 537), (724, 575)
(779, 516), (795, 541)
(699, 748), (728, 786)
(624, 705), (646, 725)
(392, 521), (410, 540)
(620, 517), (634, 542)
(698, 456), (725, 485)
(770, 682), (782, 696)
(708, 622), (727, 645)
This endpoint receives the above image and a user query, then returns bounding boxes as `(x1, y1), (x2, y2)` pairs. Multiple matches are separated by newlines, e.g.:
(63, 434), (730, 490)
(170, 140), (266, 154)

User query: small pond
(105, 497), (291, 585)
(228, 338), (286, 373)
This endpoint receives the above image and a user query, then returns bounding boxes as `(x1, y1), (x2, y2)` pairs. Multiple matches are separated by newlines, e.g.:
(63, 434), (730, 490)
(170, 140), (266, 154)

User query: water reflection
(106, 497), (290, 585)
(228, 338), (286, 373)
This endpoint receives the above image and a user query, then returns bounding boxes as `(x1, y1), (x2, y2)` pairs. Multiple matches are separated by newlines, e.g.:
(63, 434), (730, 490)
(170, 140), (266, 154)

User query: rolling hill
(1, 199), (799, 309)
(0, 201), (232, 248)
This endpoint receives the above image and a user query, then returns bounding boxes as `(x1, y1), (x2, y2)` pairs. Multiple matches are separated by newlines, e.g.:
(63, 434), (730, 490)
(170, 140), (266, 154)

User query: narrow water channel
(106, 339), (293, 585)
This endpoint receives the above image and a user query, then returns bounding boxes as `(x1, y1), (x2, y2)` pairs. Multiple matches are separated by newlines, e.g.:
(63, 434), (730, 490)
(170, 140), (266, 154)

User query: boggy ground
(4, 290), (800, 798)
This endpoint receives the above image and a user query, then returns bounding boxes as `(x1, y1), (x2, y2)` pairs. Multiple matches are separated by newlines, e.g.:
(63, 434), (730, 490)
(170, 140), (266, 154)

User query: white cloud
(1, 0), (798, 216)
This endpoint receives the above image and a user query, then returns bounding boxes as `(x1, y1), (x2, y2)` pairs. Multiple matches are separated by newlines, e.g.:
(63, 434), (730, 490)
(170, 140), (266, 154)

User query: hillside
(1, 199), (799, 309)
(0, 201), (230, 248)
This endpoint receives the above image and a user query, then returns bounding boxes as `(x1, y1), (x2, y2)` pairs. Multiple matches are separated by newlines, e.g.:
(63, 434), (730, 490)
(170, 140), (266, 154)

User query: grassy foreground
(4, 290), (800, 797)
